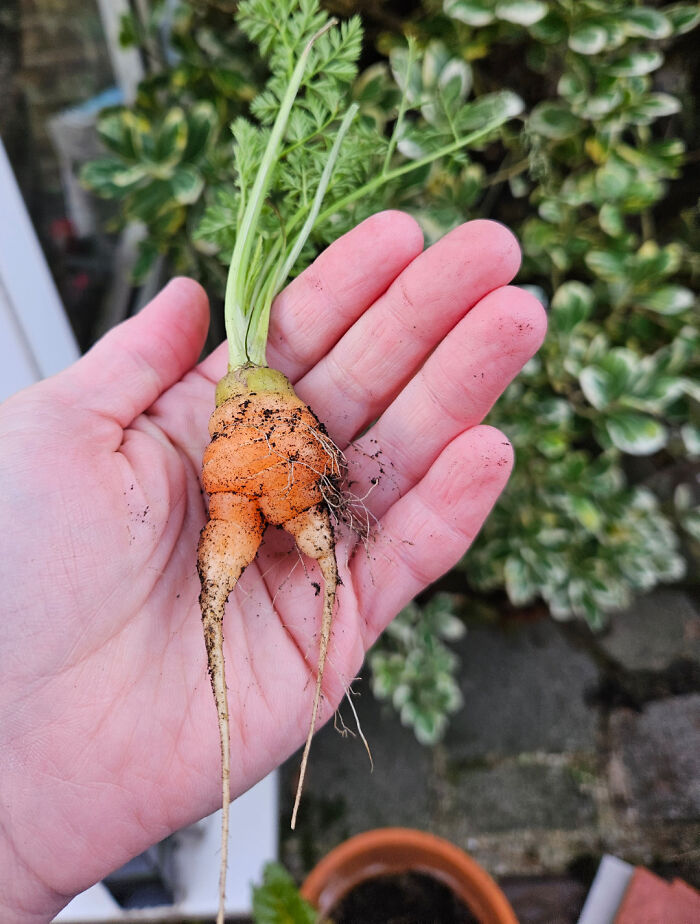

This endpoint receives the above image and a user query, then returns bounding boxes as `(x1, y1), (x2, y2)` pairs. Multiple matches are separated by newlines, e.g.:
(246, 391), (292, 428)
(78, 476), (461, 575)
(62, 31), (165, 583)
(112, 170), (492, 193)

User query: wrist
(0, 829), (66, 924)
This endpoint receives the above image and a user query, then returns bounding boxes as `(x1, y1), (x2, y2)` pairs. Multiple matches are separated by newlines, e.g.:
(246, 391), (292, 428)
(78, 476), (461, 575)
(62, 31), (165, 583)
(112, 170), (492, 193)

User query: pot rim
(300, 827), (518, 924)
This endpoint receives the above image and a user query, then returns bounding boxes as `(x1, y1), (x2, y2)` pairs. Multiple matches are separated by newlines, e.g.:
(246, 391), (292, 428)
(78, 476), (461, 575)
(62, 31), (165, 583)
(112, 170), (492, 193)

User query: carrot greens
(196, 0), (522, 370)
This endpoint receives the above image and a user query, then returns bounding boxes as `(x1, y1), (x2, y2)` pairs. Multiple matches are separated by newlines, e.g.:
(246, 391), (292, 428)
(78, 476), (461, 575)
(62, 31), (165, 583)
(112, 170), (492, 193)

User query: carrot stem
(315, 116), (510, 226)
(224, 19), (337, 369)
(246, 103), (359, 360)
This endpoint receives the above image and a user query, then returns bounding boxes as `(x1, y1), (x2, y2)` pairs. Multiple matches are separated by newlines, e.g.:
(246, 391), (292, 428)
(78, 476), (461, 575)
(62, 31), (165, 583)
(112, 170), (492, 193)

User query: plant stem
(483, 156), (530, 187)
(382, 37), (416, 174)
(244, 116), (511, 365)
(244, 104), (360, 366)
(315, 117), (509, 226)
(223, 18), (512, 371)
(224, 19), (336, 370)
(279, 105), (359, 284)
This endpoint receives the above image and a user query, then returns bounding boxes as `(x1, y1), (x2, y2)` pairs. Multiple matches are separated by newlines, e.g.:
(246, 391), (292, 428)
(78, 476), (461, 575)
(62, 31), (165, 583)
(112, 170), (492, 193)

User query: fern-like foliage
(193, 0), (519, 365)
(196, 0), (372, 286)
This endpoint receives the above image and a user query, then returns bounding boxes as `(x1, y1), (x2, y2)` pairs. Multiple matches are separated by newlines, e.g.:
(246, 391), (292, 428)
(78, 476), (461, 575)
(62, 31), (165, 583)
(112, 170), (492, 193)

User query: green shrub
(83, 0), (699, 738)
(406, 0), (700, 629)
(369, 594), (466, 745)
(251, 861), (316, 923)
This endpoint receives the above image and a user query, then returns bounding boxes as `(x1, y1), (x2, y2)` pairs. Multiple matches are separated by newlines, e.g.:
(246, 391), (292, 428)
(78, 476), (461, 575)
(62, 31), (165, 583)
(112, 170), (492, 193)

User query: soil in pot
(327, 870), (479, 923)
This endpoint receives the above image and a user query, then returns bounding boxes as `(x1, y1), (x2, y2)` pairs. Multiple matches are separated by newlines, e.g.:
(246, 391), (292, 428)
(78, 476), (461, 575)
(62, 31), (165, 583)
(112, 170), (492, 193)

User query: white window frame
(0, 138), (80, 402)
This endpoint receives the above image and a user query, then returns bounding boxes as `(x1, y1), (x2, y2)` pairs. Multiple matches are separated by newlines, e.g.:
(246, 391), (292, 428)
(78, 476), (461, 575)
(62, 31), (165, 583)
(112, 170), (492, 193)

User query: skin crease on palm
(0, 213), (546, 923)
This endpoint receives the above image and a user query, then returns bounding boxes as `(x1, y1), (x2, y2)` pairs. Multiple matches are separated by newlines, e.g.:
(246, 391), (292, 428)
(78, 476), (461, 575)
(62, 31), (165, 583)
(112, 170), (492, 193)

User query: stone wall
(280, 589), (700, 922)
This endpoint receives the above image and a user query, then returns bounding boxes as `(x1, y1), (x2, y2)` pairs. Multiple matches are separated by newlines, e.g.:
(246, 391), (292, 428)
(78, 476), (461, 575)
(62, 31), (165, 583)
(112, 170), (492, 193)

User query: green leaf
(194, 188), (239, 253)
(529, 102), (583, 139)
(504, 556), (537, 605)
(444, 0), (495, 27)
(452, 90), (524, 134)
(595, 160), (633, 199)
(390, 44), (423, 103)
(570, 496), (602, 533)
(580, 350), (639, 410)
(153, 107), (188, 165)
(569, 24), (608, 55)
(578, 86), (624, 118)
(149, 204), (186, 237)
(538, 198), (567, 223)
(558, 71), (586, 102)
(681, 508), (700, 542)
(551, 281), (594, 334)
(628, 372), (686, 414)
(620, 8), (672, 39)
(183, 101), (219, 162)
(681, 423), (700, 458)
(80, 158), (146, 197)
(211, 67), (250, 99)
(128, 179), (176, 221)
(675, 483), (693, 512)
(538, 430), (569, 457)
(97, 110), (137, 160)
(630, 241), (681, 282)
(421, 40), (450, 89)
(439, 57), (473, 97)
(661, 326), (700, 374)
(420, 44), (473, 123)
(599, 203), (625, 237)
(529, 10), (568, 42)
(132, 239), (159, 283)
(622, 176), (666, 210)
(681, 377), (700, 403)
(128, 113), (156, 162)
(605, 411), (667, 455)
(494, 1), (547, 26)
(665, 4), (700, 35)
(413, 711), (443, 746)
(118, 11), (139, 48)
(251, 862), (316, 924)
(580, 367), (613, 410)
(626, 93), (681, 124)
(170, 165), (204, 204)
(617, 139), (685, 175)
(585, 249), (627, 281)
(637, 285), (694, 316)
(605, 50), (664, 76)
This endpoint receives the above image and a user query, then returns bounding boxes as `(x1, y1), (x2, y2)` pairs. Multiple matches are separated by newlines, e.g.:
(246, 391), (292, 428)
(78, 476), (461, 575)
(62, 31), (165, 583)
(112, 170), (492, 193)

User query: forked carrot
(195, 4), (518, 921)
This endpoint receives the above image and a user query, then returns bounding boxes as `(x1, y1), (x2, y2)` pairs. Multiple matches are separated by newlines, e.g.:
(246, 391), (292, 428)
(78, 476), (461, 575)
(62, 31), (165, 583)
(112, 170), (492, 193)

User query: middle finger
(294, 219), (521, 445)
(346, 284), (547, 521)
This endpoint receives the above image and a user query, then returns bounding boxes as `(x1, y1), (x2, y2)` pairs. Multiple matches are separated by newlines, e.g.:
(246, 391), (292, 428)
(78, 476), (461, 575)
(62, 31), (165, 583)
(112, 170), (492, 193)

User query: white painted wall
(0, 138), (80, 402)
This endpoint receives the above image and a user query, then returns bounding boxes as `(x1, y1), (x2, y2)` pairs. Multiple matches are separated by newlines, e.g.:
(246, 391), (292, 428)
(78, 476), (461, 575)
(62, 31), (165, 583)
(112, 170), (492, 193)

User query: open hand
(0, 213), (545, 922)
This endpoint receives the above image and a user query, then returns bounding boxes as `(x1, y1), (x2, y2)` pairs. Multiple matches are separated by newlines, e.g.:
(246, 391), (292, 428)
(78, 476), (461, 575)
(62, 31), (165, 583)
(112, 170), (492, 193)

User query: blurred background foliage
(82, 0), (699, 745)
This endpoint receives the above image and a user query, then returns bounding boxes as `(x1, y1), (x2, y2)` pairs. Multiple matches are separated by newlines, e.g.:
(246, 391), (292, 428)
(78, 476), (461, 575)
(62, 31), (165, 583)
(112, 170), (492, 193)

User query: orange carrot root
(284, 503), (338, 829)
(198, 495), (264, 924)
(197, 368), (344, 924)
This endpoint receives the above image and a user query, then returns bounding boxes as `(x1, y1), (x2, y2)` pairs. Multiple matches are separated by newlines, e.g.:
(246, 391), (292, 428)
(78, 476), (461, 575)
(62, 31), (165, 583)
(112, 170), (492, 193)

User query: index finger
(197, 210), (424, 385)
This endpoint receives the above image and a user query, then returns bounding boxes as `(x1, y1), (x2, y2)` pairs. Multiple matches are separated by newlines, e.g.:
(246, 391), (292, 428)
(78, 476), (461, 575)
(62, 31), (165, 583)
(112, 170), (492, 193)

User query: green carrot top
(198, 0), (522, 369)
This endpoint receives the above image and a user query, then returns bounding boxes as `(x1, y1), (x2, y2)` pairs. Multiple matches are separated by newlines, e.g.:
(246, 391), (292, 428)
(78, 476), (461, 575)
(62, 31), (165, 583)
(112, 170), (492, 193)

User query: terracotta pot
(300, 827), (518, 924)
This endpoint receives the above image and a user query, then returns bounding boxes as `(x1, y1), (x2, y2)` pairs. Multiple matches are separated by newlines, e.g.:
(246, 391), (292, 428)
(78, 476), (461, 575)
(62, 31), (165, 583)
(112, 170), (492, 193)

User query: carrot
(198, 366), (343, 922)
(195, 4), (519, 920)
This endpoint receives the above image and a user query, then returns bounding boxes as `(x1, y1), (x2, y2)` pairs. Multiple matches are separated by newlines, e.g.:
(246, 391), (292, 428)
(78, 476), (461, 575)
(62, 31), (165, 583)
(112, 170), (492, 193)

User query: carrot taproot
(198, 365), (344, 924)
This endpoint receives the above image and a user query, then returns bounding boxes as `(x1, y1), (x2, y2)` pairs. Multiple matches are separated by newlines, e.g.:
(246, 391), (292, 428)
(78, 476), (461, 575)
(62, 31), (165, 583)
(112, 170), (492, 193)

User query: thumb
(60, 277), (210, 428)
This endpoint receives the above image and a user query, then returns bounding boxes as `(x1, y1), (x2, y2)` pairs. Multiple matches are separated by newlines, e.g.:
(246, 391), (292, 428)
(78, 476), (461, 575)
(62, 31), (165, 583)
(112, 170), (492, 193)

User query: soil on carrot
(326, 871), (479, 923)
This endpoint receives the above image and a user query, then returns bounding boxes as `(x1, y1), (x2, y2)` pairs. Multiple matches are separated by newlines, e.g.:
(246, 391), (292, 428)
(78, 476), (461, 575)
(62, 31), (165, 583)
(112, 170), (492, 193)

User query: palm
(0, 214), (545, 922)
